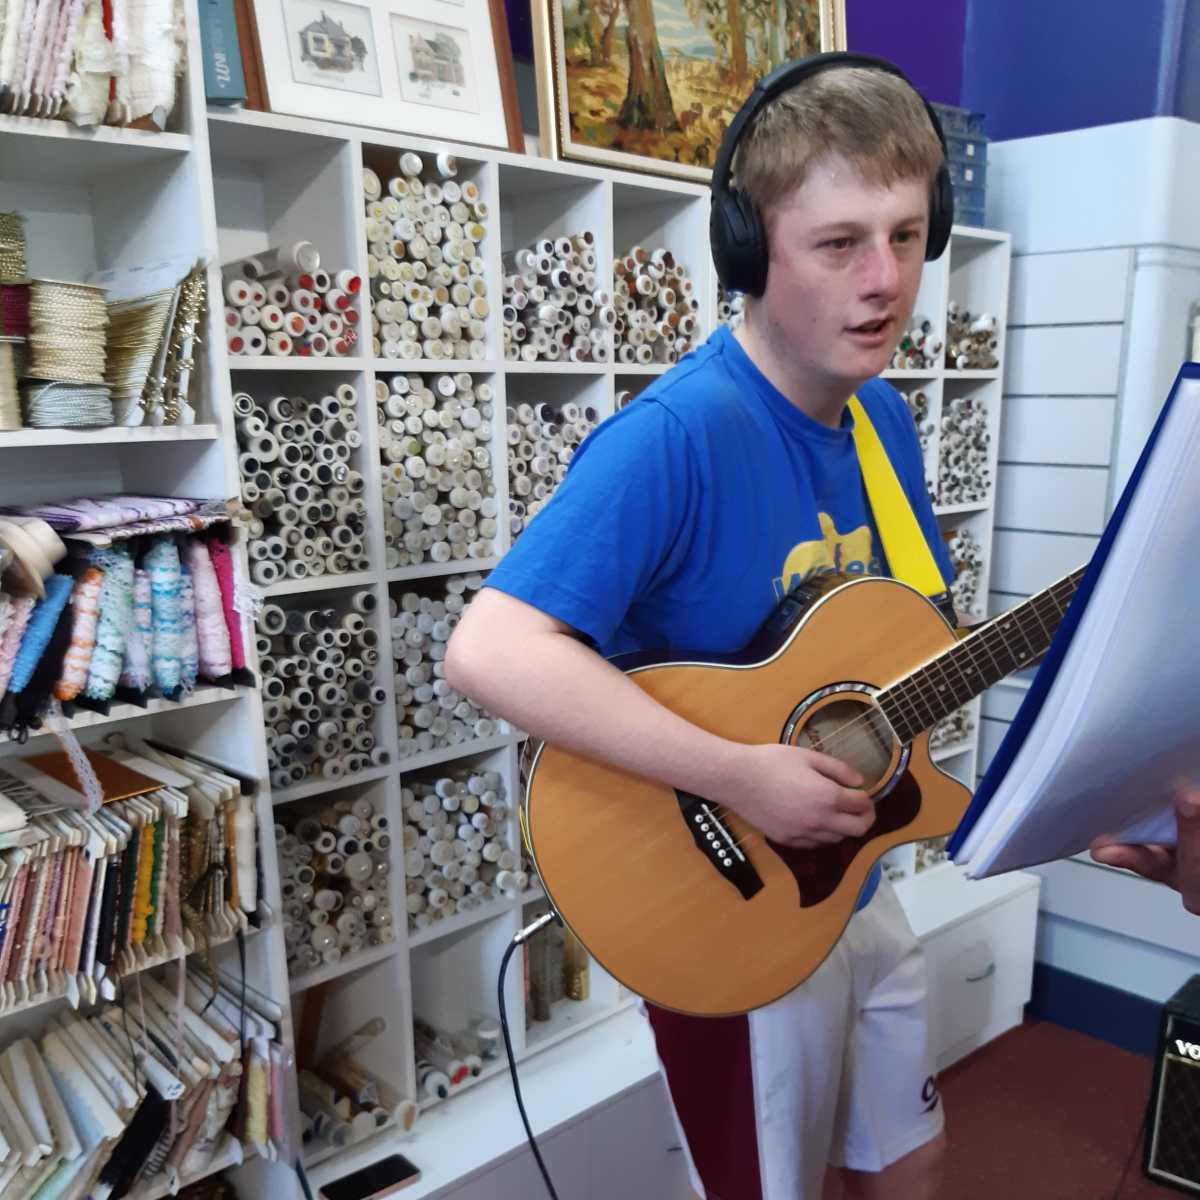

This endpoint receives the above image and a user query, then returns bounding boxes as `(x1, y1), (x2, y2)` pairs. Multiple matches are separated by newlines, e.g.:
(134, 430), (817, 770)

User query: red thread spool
(1, 284), (31, 337)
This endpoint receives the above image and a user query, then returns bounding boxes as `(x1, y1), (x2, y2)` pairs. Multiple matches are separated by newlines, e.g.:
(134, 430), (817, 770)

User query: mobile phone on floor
(317, 1154), (421, 1200)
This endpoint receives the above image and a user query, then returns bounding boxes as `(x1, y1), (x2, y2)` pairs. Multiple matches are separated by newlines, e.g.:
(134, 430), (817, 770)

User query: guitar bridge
(675, 791), (764, 901)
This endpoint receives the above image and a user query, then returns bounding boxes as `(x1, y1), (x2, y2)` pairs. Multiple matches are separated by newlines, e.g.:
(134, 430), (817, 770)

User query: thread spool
(368, 152), (489, 361)
(378, 371), (496, 570)
(237, 384), (371, 582)
(223, 243), (359, 358)
(279, 786), (391, 977)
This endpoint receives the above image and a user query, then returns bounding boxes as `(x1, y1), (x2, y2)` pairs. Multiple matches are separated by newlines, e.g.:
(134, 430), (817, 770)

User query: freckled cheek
(767, 278), (833, 336)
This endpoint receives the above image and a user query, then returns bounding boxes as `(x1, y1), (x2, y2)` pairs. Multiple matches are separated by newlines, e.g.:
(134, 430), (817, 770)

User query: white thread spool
(402, 768), (510, 929)
(224, 243), (360, 357)
(390, 574), (498, 757)
(377, 372), (495, 569)
(611, 245), (698, 364)
(370, 154), (489, 360)
(279, 786), (392, 975)
(259, 588), (383, 794)
(506, 399), (597, 541)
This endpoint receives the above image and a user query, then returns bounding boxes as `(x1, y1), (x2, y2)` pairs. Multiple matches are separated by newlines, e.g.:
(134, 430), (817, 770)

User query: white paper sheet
(959, 371), (1200, 876)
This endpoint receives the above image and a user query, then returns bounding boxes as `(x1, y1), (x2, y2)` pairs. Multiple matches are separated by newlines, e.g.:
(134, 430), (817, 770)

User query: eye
(822, 237), (853, 251)
(893, 229), (921, 245)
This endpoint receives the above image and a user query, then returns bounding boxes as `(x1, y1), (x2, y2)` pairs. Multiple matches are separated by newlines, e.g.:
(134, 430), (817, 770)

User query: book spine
(236, 0), (270, 112)
(198, 0), (247, 106)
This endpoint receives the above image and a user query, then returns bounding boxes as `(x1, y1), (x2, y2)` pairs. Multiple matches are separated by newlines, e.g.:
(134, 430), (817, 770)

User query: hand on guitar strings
(714, 743), (876, 848)
(1089, 787), (1200, 915)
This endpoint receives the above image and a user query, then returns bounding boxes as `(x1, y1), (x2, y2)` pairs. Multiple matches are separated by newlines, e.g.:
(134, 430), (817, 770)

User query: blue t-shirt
(489, 324), (955, 909)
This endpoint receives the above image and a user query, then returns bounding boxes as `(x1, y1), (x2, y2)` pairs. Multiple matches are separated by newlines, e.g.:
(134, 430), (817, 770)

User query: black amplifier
(1146, 975), (1200, 1194)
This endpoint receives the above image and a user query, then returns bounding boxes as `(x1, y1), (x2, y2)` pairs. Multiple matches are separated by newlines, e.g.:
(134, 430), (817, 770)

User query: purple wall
(506, 0), (533, 61)
(961, 0), (1193, 141)
(845, 0), (966, 106)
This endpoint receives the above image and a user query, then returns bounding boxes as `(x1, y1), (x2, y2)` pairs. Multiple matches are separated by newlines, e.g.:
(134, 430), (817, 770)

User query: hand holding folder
(1090, 787), (1200, 913)
(950, 364), (1200, 880)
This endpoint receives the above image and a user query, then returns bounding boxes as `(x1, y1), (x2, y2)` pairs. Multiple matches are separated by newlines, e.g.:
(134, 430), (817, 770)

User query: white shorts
(645, 879), (944, 1200)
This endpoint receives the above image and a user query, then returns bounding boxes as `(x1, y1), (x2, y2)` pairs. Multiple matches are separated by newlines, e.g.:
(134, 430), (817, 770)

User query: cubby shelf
(271, 763), (395, 806)
(393, 733), (519, 774)
(407, 895), (517, 949)
(0, 33), (1011, 1196)
(29, 685), (247, 739)
(263, 570), (377, 597)
(0, 424), (221, 448)
(230, 356), (369, 371)
(386, 558), (502, 583)
(288, 940), (402, 994)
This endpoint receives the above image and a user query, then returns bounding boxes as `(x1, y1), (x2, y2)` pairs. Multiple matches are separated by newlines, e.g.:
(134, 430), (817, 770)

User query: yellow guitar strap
(848, 394), (947, 599)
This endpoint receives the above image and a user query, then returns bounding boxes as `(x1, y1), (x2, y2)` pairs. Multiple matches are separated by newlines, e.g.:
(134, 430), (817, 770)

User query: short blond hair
(733, 67), (944, 229)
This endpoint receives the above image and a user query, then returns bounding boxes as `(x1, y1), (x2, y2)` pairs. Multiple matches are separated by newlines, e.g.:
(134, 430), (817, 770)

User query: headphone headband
(711, 52), (916, 200)
(709, 51), (953, 296)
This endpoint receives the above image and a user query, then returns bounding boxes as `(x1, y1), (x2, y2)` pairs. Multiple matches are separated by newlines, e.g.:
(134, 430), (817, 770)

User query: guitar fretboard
(876, 566), (1088, 743)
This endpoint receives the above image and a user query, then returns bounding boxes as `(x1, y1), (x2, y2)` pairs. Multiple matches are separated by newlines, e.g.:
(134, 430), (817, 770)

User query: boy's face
(758, 153), (930, 388)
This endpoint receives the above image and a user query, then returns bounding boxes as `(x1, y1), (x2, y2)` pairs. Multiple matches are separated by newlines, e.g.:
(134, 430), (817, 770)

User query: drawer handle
(966, 962), (996, 982)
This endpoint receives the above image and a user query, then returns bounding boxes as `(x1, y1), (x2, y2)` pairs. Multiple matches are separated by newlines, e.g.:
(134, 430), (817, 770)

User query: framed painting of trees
(531, 0), (845, 180)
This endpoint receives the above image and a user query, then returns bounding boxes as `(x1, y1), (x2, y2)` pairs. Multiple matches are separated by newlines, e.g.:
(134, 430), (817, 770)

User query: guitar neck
(876, 565), (1088, 742)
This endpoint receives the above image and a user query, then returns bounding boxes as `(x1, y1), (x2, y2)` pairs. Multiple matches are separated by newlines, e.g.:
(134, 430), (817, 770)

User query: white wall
(983, 119), (1200, 1002)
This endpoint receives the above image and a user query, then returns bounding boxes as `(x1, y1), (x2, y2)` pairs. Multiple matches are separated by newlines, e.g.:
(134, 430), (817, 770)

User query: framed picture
(532, 0), (846, 181)
(252, 0), (523, 151)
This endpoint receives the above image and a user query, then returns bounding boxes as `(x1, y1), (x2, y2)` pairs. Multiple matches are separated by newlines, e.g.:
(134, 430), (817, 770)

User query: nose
(860, 238), (901, 302)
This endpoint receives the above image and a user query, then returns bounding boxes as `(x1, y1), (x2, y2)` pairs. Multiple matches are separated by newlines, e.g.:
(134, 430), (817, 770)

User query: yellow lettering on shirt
(774, 512), (879, 599)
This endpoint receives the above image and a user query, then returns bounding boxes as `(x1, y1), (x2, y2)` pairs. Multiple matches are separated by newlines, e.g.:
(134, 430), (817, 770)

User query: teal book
(199, 0), (247, 106)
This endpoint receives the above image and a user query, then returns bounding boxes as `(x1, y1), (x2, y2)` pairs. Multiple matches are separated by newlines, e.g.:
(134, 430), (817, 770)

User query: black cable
(294, 1157), (317, 1200)
(237, 928), (248, 1044)
(498, 912), (562, 1200)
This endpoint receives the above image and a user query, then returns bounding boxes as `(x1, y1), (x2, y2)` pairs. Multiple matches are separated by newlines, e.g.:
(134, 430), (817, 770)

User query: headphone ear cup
(926, 163), (954, 262)
(710, 188), (768, 297)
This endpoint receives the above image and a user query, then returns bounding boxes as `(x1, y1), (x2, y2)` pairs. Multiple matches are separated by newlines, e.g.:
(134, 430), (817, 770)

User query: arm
(1089, 789), (1200, 914)
(444, 587), (874, 848)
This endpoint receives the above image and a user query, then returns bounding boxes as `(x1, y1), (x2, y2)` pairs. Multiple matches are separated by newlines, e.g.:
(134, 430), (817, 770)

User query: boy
(446, 55), (952, 1200)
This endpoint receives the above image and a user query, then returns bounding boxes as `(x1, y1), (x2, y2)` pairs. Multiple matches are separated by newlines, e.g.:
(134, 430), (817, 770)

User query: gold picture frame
(532, 0), (845, 182)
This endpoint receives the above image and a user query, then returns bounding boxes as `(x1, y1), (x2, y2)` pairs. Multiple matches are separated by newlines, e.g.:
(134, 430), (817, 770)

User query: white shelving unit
(0, 1), (298, 1189)
(0, 13), (1012, 1194)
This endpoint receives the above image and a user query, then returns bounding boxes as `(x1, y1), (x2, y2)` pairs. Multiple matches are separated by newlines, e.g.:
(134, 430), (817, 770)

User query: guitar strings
(782, 582), (1074, 766)
(712, 582), (1079, 857)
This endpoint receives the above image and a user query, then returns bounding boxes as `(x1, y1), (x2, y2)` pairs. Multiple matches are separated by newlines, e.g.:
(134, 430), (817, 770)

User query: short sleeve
(485, 400), (701, 648)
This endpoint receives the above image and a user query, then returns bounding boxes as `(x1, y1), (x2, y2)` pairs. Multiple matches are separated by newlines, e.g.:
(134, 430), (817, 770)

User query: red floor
(940, 1019), (1182, 1199)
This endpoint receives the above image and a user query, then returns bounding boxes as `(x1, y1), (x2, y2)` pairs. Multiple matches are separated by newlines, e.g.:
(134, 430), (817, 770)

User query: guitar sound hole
(790, 699), (896, 792)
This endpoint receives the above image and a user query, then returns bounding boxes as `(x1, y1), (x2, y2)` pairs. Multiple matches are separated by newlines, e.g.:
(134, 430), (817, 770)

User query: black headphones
(709, 51), (953, 297)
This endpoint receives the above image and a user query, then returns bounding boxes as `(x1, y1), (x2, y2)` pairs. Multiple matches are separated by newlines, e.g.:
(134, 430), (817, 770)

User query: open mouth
(848, 317), (892, 335)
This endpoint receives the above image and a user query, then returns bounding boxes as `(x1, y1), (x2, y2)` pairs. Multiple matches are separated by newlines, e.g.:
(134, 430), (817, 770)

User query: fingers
(1090, 842), (1175, 884)
(828, 808), (876, 838)
(807, 751), (865, 790)
(776, 810), (875, 847)
(835, 786), (874, 816)
(1175, 790), (1200, 913)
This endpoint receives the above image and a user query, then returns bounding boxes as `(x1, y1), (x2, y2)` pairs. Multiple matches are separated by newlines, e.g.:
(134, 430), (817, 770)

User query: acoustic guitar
(521, 566), (1086, 1016)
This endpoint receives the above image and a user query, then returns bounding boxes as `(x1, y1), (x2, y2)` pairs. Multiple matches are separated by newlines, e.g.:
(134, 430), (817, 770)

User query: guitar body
(523, 574), (974, 1017)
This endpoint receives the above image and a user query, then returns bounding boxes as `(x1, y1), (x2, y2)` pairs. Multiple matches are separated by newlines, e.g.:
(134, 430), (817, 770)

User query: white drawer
(922, 889), (1038, 1066)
